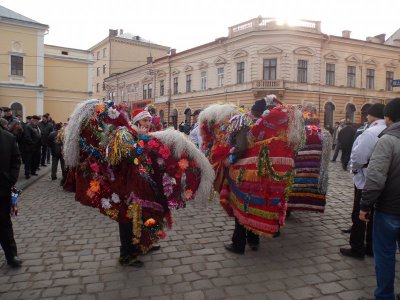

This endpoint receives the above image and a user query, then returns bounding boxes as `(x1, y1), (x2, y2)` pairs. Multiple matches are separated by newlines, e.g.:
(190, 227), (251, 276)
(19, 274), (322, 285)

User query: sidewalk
(15, 164), (51, 191)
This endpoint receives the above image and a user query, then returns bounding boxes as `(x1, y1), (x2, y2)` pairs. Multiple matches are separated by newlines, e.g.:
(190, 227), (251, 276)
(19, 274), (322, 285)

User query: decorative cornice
(384, 60), (398, 68)
(364, 58), (378, 65)
(184, 65), (193, 72)
(345, 55), (360, 63)
(214, 56), (227, 65)
(172, 68), (180, 75)
(324, 51), (339, 61)
(293, 47), (314, 56)
(258, 46), (283, 55)
(198, 61), (208, 69)
(232, 49), (249, 59)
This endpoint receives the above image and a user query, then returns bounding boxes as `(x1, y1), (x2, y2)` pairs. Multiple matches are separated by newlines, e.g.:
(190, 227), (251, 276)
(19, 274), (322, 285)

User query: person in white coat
(340, 103), (386, 259)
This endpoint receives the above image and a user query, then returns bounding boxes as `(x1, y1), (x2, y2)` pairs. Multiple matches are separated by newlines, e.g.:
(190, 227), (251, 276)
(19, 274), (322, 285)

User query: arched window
(324, 102), (335, 129)
(345, 103), (356, 123)
(184, 108), (192, 126)
(360, 104), (372, 124)
(10, 102), (23, 117)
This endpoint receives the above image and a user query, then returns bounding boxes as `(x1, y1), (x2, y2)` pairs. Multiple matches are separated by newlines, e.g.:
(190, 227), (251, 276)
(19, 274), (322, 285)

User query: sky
(2, 0), (400, 52)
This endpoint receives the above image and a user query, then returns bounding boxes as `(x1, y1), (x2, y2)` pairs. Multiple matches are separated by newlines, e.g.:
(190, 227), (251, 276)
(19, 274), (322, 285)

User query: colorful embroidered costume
(63, 100), (214, 254)
(288, 104), (332, 213)
(200, 103), (304, 237)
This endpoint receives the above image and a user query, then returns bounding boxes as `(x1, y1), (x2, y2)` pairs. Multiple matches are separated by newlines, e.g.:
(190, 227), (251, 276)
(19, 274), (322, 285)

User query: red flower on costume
(178, 159), (189, 171)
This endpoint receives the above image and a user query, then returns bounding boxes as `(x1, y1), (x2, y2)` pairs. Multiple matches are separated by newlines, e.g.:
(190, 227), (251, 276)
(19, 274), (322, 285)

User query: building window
(263, 59), (277, 80)
(96, 83), (100, 92)
(386, 71), (394, 91)
(97, 67), (100, 77)
(346, 103), (356, 123)
(143, 84), (148, 99)
(148, 83), (153, 99)
(217, 67), (224, 87)
(297, 60), (307, 83)
(200, 71), (207, 90)
(11, 55), (23, 76)
(103, 48), (106, 58)
(173, 77), (178, 94)
(347, 66), (356, 88)
(96, 51), (100, 60)
(326, 63), (335, 86)
(160, 80), (165, 96)
(103, 64), (106, 74)
(237, 62), (245, 84)
(366, 69), (375, 89)
(102, 83), (105, 91)
(186, 74), (192, 92)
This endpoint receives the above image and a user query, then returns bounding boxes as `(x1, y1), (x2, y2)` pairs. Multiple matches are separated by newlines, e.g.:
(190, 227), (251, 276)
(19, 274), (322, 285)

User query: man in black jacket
(38, 115), (53, 167)
(23, 115), (41, 179)
(338, 121), (356, 171)
(0, 126), (22, 268)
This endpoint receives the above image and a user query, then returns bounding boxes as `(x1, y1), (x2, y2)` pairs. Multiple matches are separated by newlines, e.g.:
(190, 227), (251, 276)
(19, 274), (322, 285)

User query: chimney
(170, 48), (176, 56)
(342, 30), (351, 38)
(147, 56), (153, 64)
(109, 29), (118, 37)
(119, 29), (123, 35)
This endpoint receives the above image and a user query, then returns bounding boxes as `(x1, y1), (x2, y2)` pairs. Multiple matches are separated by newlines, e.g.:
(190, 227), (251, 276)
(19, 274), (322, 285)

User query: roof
(0, 5), (48, 28)
(116, 32), (151, 44)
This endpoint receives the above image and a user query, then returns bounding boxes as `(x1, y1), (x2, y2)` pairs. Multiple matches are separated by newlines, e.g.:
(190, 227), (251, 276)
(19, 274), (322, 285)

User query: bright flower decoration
(157, 157), (165, 166)
(156, 230), (166, 239)
(101, 198), (112, 209)
(111, 193), (120, 203)
(159, 145), (171, 159)
(134, 158), (139, 165)
(163, 173), (176, 197)
(183, 189), (193, 200)
(148, 139), (160, 149)
(144, 218), (156, 226)
(108, 107), (120, 119)
(89, 180), (101, 193)
(178, 159), (189, 171)
(138, 140), (145, 148)
(95, 104), (106, 114)
(90, 162), (100, 173)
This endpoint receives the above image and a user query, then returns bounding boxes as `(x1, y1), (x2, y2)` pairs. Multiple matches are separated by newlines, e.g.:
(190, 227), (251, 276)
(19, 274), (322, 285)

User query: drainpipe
(167, 54), (172, 126)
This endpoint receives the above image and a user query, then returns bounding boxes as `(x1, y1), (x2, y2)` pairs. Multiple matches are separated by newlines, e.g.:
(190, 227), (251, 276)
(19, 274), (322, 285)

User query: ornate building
(105, 17), (400, 128)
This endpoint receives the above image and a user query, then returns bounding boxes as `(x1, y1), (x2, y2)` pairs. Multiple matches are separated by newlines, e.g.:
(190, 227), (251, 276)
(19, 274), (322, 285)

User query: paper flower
(134, 158), (139, 165)
(183, 189), (193, 200)
(96, 104), (106, 114)
(148, 139), (160, 149)
(157, 157), (165, 166)
(111, 193), (120, 203)
(89, 180), (101, 193)
(138, 140), (144, 148)
(163, 174), (176, 196)
(159, 146), (171, 159)
(90, 162), (100, 173)
(144, 218), (156, 226)
(108, 107), (120, 119)
(156, 230), (166, 239)
(178, 159), (189, 171)
(101, 198), (112, 209)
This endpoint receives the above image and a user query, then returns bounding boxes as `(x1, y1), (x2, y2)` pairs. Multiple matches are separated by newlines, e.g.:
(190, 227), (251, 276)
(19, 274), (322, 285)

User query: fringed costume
(63, 100), (214, 257)
(288, 104), (332, 213)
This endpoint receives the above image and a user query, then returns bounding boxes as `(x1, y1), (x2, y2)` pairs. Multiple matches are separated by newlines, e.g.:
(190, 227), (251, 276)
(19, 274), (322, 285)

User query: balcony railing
(252, 80), (283, 89)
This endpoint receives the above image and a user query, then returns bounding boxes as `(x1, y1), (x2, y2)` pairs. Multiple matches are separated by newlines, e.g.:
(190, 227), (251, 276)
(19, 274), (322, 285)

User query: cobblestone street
(0, 162), (398, 300)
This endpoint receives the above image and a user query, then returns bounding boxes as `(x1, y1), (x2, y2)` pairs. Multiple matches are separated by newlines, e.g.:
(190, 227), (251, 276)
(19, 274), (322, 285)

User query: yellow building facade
(90, 29), (170, 100)
(105, 17), (400, 128)
(0, 5), (93, 122)
(0, 5), (48, 118)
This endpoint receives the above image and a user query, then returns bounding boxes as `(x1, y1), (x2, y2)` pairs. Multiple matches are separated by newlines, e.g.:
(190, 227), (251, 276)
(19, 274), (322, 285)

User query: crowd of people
(1, 97), (400, 300)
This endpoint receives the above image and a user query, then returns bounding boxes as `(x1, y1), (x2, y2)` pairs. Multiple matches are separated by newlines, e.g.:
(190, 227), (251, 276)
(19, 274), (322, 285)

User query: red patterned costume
(63, 100), (214, 262)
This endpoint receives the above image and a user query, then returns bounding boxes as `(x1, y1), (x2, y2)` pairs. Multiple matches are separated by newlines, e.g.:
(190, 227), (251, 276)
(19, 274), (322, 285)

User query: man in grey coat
(359, 98), (400, 300)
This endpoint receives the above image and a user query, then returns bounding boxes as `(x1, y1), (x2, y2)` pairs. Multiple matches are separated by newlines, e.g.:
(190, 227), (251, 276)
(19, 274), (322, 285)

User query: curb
(16, 166), (51, 191)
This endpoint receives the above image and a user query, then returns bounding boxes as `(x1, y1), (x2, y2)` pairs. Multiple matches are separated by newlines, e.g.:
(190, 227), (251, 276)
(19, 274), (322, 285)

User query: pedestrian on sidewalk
(38, 114), (53, 167)
(338, 120), (356, 171)
(340, 103), (386, 259)
(22, 115), (41, 179)
(331, 120), (344, 161)
(0, 124), (22, 268)
(359, 98), (400, 300)
(48, 123), (66, 182)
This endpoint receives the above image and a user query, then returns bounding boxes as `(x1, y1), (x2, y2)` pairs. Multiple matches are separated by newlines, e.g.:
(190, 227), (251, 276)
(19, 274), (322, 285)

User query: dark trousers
(350, 186), (373, 255)
(24, 146), (40, 175)
(0, 191), (17, 262)
(341, 147), (352, 170)
(119, 222), (138, 257)
(40, 145), (48, 165)
(232, 218), (259, 252)
(332, 142), (341, 161)
(51, 155), (66, 179)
